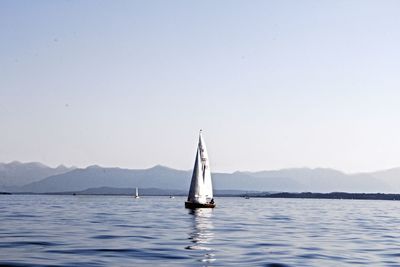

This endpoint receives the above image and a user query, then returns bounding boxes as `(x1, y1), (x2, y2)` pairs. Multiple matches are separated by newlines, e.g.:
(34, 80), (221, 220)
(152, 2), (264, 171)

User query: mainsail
(187, 131), (214, 205)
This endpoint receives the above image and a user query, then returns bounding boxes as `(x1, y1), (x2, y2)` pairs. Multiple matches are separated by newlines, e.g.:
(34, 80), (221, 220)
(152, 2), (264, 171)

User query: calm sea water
(1, 195), (400, 266)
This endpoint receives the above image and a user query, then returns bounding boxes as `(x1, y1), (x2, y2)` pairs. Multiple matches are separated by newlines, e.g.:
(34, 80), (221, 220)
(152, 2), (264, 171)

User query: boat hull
(185, 201), (215, 209)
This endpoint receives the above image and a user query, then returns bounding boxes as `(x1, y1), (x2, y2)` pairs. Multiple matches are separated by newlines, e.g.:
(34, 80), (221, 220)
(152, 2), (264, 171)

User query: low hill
(43, 187), (253, 196)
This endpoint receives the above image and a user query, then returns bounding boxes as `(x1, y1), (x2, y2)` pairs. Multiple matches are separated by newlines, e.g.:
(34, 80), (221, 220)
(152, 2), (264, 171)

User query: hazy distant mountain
(13, 165), (190, 193)
(236, 168), (388, 192)
(0, 161), (74, 189)
(213, 171), (302, 192)
(7, 162), (399, 193)
(368, 167), (400, 192)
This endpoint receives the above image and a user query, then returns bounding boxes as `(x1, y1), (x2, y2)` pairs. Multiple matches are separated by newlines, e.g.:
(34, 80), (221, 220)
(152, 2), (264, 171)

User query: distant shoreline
(248, 192), (400, 201)
(3, 191), (400, 201)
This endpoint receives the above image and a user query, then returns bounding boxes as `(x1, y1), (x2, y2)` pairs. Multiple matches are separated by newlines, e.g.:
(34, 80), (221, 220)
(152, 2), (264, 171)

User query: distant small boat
(185, 130), (215, 209)
(134, 187), (140, 199)
(169, 196), (175, 199)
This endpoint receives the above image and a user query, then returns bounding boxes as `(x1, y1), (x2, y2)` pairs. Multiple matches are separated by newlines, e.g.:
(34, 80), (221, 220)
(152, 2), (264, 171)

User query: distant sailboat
(135, 187), (140, 199)
(185, 130), (215, 209)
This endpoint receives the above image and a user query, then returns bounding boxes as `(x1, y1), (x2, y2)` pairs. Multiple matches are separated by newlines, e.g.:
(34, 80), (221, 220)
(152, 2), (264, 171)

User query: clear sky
(1, 0), (400, 173)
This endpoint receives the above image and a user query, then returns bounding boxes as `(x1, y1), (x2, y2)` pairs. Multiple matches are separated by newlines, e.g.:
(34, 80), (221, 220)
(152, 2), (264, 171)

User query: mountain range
(1, 161), (400, 193)
(0, 161), (75, 188)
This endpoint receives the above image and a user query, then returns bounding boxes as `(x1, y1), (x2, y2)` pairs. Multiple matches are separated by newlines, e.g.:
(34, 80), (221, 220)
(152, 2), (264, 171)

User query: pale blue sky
(1, 0), (400, 172)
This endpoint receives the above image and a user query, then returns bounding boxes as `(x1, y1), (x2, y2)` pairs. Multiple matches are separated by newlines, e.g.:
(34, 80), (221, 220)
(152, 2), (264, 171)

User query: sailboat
(185, 130), (215, 209)
(134, 187), (140, 199)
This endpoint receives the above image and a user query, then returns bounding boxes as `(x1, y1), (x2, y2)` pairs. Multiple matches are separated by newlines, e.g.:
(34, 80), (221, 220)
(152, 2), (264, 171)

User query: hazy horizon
(1, 1), (400, 173)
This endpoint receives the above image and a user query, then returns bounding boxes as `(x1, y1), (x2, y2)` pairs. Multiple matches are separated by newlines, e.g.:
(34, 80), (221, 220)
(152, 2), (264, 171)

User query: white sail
(135, 187), (139, 198)
(187, 131), (214, 204)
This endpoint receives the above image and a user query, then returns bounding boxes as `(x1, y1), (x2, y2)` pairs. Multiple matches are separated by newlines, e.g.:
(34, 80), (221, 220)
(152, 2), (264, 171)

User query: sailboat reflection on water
(185, 208), (215, 263)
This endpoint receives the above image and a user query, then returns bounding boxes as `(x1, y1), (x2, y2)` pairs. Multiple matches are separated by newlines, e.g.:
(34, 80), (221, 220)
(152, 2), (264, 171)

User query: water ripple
(1, 195), (400, 266)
